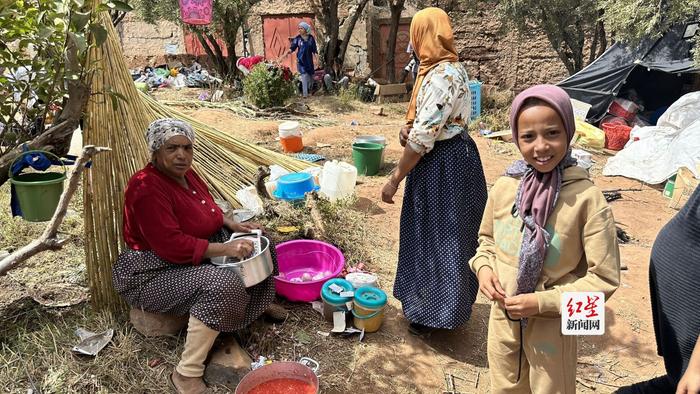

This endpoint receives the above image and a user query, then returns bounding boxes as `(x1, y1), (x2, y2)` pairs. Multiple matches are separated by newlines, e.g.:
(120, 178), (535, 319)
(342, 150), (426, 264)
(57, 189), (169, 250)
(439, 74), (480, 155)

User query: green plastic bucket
(9, 151), (66, 222)
(351, 142), (383, 176)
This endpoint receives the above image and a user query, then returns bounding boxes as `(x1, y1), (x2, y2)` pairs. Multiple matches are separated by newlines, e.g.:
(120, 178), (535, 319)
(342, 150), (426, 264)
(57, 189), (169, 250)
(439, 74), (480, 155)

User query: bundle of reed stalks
(82, 13), (312, 311)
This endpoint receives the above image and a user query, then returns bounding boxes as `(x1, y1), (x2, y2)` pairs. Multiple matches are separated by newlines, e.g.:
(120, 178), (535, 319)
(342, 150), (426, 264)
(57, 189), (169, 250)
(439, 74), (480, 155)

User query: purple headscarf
(505, 85), (577, 302)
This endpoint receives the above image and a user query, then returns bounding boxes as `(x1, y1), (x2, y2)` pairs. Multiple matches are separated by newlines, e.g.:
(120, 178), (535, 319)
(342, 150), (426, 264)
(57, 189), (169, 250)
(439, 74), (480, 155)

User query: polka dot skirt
(113, 228), (277, 332)
(393, 133), (488, 329)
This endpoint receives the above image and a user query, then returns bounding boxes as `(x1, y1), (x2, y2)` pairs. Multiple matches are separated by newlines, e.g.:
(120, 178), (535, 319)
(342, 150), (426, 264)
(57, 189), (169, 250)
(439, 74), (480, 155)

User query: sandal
(408, 322), (436, 336)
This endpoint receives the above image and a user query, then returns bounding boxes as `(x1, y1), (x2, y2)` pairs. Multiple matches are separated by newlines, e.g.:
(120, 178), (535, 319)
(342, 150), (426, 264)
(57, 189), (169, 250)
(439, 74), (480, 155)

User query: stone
(203, 335), (253, 390)
(129, 308), (188, 337)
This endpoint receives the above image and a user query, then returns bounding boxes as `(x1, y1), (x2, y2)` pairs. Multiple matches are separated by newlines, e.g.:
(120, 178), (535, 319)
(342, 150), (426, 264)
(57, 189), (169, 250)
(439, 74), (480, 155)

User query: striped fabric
(649, 185), (700, 385)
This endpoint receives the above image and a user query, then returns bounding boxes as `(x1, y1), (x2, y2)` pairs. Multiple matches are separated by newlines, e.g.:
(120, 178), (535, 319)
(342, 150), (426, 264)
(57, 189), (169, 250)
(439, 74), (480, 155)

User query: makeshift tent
(559, 24), (699, 122)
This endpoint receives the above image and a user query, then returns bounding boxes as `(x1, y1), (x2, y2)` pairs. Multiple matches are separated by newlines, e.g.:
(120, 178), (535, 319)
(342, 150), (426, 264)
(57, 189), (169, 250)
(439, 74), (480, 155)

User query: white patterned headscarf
(146, 118), (195, 153)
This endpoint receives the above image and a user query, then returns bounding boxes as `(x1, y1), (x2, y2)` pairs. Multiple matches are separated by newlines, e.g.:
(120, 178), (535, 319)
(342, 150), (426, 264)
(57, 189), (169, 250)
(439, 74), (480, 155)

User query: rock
(203, 335), (252, 390)
(129, 308), (188, 337)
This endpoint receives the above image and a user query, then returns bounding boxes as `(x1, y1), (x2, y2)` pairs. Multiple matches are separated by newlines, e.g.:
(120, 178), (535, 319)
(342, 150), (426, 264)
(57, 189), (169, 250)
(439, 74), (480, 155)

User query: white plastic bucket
(319, 161), (357, 201)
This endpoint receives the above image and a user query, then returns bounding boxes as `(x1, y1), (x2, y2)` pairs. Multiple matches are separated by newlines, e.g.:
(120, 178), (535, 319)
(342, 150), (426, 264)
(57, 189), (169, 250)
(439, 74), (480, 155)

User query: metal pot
(212, 234), (274, 287)
(235, 358), (319, 394)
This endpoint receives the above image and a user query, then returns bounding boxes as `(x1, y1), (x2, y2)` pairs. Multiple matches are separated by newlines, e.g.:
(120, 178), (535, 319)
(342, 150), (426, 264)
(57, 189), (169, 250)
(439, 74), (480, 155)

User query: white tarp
(603, 92), (700, 184)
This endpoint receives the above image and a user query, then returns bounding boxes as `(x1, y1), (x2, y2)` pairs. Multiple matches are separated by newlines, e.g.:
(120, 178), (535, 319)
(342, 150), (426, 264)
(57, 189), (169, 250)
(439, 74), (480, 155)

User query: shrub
(243, 64), (296, 108)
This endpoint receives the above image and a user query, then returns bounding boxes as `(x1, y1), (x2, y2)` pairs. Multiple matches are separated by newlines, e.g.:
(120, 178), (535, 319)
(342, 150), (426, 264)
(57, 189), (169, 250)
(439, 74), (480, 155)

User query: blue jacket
(290, 35), (317, 75)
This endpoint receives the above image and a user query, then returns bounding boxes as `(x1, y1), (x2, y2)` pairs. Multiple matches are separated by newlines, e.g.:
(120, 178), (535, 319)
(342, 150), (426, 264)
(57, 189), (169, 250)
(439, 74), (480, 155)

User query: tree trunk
(0, 34), (89, 187)
(222, 8), (241, 78)
(195, 31), (220, 71)
(597, 18), (607, 58)
(338, 0), (370, 64)
(207, 33), (229, 76)
(322, 0), (340, 73)
(386, 0), (405, 83)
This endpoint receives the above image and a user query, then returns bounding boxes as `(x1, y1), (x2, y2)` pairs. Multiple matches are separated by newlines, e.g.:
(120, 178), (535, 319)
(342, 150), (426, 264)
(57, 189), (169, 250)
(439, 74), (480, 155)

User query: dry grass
(0, 177), (386, 393)
(261, 195), (379, 269)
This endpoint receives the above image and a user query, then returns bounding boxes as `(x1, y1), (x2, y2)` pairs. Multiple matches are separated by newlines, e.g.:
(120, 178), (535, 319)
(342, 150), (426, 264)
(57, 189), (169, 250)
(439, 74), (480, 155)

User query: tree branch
(338, 0), (370, 64)
(0, 145), (111, 276)
(0, 33), (90, 187)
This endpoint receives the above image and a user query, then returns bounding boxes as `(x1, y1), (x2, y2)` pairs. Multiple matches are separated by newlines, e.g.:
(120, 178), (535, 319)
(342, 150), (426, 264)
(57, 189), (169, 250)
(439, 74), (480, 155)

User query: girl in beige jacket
(470, 85), (620, 393)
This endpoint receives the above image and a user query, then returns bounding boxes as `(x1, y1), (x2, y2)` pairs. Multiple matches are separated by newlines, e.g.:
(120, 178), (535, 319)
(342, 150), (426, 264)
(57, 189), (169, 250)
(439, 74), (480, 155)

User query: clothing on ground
(393, 132), (487, 329)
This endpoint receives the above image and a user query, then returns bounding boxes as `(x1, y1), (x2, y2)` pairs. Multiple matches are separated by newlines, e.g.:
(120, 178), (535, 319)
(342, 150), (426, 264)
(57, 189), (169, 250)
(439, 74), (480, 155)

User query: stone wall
(117, 3), (570, 89)
(118, 13), (187, 68)
(449, 7), (570, 91)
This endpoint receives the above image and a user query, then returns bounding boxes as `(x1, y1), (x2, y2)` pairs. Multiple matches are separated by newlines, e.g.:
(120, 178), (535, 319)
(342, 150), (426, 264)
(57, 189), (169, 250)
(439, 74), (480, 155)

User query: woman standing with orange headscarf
(380, 8), (487, 335)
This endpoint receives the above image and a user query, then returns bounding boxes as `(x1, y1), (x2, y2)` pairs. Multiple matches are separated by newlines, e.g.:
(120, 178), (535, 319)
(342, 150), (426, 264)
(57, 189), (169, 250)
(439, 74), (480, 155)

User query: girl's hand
(381, 180), (400, 204)
(504, 294), (539, 319)
(477, 266), (506, 304)
(677, 367), (700, 394)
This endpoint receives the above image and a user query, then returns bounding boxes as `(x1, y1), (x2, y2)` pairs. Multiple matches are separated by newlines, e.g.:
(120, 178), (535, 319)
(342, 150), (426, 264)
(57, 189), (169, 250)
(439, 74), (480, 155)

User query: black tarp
(558, 24), (699, 122)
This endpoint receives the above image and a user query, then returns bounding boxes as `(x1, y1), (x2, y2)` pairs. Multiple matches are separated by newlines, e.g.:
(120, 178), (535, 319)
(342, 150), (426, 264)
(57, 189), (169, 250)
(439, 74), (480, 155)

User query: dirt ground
(0, 90), (680, 393)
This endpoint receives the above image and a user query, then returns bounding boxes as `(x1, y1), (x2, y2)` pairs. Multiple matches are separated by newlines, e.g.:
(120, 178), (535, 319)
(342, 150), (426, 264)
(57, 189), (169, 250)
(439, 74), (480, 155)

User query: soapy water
(277, 270), (332, 283)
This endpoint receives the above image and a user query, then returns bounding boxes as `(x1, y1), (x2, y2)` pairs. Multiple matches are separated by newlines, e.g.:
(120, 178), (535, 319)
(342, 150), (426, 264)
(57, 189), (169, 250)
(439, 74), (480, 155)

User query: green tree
(496, 0), (607, 75)
(601, 0), (700, 63)
(133, 0), (260, 80)
(0, 0), (128, 186)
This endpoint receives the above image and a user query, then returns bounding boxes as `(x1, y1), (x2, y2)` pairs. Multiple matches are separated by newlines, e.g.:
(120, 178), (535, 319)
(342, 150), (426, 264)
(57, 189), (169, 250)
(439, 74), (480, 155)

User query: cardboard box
(669, 166), (700, 210)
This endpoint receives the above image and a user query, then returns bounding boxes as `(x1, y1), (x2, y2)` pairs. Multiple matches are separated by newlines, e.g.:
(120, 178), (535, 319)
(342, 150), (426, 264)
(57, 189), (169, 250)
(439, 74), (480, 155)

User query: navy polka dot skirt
(393, 132), (487, 329)
(113, 228), (277, 332)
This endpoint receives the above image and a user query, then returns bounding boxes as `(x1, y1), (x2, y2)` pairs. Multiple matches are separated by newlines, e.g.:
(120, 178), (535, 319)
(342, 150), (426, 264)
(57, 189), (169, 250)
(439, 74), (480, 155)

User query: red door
(183, 29), (228, 57)
(263, 15), (316, 71)
(374, 21), (412, 82)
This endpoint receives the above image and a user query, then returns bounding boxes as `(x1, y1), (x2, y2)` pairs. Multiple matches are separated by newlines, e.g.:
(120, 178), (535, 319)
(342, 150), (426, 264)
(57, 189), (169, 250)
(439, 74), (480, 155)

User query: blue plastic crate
(468, 80), (482, 121)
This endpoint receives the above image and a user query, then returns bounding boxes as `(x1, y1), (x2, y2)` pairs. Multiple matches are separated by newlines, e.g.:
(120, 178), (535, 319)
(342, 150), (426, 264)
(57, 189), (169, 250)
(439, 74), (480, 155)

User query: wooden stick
(0, 145), (111, 276)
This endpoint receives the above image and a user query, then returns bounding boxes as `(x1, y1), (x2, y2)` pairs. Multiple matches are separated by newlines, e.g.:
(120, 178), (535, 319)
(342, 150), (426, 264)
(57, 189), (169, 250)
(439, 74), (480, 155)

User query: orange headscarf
(406, 8), (459, 124)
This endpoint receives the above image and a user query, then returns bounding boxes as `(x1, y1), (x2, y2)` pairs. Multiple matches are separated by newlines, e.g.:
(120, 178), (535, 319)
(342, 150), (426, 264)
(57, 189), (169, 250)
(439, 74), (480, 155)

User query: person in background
(617, 186), (700, 394)
(381, 8), (487, 336)
(287, 22), (317, 98)
(471, 85), (620, 392)
(401, 42), (420, 83)
(323, 59), (350, 92)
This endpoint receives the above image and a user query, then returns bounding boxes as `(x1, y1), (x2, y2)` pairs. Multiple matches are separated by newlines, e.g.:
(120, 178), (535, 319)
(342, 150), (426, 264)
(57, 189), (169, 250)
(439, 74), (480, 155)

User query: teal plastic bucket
(9, 151), (66, 222)
(320, 278), (354, 321)
(351, 142), (383, 176)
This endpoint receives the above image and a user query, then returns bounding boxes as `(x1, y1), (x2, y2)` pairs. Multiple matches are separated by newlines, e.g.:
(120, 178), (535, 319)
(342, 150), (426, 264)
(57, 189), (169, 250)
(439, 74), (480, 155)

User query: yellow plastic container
(352, 287), (387, 333)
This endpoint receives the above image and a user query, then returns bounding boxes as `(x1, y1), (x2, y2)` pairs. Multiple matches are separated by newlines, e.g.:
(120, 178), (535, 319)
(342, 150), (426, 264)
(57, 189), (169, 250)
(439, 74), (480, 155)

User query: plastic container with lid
(320, 278), (354, 321)
(352, 286), (387, 333)
(279, 121), (304, 153)
(319, 161), (357, 201)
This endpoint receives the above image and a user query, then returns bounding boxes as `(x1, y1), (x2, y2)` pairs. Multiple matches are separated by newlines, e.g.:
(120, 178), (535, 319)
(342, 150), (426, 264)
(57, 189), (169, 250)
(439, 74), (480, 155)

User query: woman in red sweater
(112, 118), (283, 394)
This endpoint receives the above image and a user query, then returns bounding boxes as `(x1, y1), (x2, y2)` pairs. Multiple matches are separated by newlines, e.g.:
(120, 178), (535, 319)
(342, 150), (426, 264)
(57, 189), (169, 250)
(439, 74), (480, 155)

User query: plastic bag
(574, 119), (605, 149)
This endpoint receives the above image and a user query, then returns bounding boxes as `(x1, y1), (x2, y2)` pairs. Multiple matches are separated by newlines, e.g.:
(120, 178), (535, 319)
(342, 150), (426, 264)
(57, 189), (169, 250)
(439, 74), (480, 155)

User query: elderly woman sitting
(112, 118), (284, 394)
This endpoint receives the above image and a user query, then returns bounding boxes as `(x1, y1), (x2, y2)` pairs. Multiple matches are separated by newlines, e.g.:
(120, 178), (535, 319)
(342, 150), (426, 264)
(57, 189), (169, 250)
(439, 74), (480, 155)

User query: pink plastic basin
(274, 240), (345, 302)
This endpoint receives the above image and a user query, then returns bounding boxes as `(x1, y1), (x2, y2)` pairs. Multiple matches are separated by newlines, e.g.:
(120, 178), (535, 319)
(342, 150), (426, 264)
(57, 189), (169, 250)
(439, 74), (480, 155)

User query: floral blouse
(407, 62), (471, 155)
